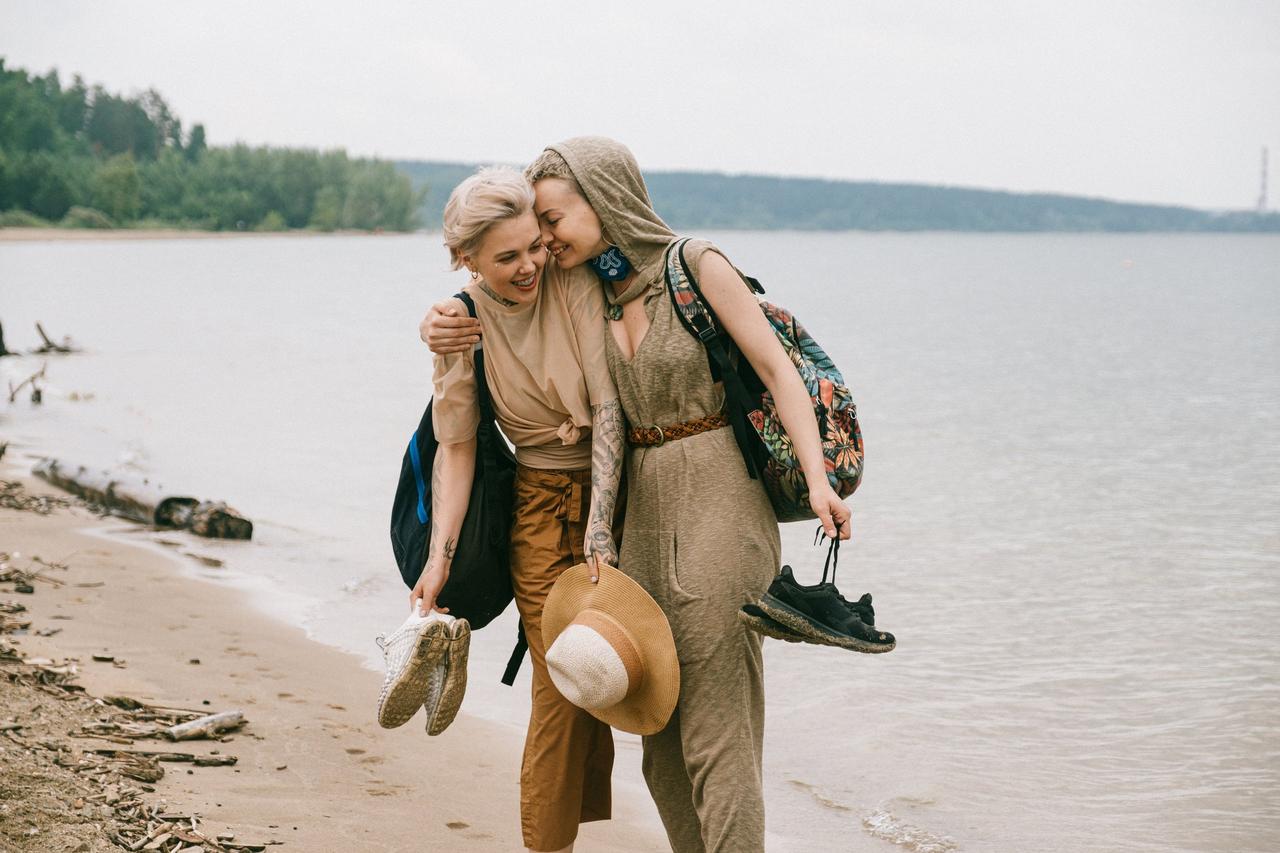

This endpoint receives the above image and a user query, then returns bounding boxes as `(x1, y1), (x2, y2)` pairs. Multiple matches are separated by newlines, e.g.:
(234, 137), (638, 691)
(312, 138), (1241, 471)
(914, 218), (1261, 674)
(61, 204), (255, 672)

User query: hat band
(575, 609), (644, 697)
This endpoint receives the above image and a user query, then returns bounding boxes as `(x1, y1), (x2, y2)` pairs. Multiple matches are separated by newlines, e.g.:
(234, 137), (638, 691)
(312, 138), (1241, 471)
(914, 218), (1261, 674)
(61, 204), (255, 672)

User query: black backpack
(390, 292), (527, 682)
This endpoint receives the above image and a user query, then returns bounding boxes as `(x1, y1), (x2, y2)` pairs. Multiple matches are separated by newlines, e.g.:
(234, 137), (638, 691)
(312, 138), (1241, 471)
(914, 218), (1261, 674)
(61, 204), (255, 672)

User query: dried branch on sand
(34, 321), (78, 354)
(7, 361), (47, 404)
(1, 637), (272, 852)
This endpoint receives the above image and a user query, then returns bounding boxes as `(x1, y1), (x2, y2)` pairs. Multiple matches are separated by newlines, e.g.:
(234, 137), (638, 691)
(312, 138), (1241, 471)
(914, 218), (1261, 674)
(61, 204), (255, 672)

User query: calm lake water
(3, 231), (1278, 852)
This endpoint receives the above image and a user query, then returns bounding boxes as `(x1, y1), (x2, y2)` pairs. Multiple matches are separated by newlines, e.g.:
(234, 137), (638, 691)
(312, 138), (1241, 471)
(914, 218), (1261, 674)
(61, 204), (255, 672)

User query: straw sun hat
(542, 564), (679, 736)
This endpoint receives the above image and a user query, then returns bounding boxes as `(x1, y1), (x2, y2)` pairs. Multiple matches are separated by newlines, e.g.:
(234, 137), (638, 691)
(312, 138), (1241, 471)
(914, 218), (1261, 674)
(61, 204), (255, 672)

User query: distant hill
(396, 160), (1280, 233)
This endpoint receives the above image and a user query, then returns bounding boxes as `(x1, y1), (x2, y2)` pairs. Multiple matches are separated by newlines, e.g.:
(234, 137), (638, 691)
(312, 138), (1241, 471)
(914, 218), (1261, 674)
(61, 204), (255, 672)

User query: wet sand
(0, 467), (665, 852)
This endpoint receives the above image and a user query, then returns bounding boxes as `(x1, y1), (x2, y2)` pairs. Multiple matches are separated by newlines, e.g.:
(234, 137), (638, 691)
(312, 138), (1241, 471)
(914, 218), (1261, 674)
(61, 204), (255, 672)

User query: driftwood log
(32, 458), (253, 540)
(34, 321), (76, 354)
(163, 710), (245, 741)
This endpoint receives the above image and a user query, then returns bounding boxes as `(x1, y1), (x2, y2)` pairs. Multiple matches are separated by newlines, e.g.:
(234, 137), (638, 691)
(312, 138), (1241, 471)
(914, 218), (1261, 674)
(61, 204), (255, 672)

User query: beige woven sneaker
(375, 607), (449, 729)
(424, 617), (470, 736)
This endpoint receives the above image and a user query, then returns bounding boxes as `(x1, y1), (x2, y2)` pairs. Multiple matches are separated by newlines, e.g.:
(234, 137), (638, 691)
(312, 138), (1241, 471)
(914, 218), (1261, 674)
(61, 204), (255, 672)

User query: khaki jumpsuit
(603, 241), (782, 853)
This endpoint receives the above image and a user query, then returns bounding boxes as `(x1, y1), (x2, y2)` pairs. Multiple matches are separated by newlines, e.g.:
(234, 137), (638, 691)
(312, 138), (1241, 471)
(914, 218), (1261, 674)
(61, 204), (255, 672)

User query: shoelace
(813, 524), (874, 623)
(813, 524), (841, 586)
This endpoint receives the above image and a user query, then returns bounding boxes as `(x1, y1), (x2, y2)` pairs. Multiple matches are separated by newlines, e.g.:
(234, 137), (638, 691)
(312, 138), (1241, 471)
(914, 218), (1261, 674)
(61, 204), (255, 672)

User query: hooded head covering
(546, 136), (676, 306)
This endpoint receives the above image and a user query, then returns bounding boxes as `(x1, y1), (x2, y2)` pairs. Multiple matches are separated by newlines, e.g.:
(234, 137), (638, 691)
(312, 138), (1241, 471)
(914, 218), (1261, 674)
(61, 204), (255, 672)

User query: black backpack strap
(665, 242), (770, 479)
(456, 291), (526, 684)
(501, 621), (527, 686)
(454, 291), (497, 420)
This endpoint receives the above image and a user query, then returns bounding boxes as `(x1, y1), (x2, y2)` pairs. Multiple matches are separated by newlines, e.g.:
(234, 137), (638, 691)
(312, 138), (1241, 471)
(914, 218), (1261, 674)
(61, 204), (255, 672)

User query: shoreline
(0, 228), (420, 243)
(0, 463), (667, 852)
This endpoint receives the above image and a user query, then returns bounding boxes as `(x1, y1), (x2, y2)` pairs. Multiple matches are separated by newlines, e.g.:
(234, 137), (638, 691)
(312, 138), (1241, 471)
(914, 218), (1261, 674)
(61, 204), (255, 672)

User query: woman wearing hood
(424, 139), (850, 853)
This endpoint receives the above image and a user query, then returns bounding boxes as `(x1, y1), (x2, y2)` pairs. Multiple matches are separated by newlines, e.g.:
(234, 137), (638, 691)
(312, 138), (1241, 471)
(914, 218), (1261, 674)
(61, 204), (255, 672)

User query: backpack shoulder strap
(665, 239), (766, 342)
(453, 291), (497, 420)
(456, 290), (527, 685)
(665, 237), (717, 342)
(662, 241), (769, 479)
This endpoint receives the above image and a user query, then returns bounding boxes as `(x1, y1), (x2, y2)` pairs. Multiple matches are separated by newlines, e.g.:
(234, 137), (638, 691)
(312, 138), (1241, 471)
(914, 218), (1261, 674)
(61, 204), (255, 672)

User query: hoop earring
(470, 269), (479, 280)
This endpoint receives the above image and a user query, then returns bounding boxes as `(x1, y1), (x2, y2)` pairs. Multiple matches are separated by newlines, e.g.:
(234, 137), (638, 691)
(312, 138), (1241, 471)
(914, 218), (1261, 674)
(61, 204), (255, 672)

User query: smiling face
(461, 211), (546, 304)
(533, 178), (610, 270)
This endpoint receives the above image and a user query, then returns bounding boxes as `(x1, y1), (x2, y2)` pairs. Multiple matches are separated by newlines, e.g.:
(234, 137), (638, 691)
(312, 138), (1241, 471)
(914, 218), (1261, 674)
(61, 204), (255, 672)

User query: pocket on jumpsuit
(664, 530), (718, 667)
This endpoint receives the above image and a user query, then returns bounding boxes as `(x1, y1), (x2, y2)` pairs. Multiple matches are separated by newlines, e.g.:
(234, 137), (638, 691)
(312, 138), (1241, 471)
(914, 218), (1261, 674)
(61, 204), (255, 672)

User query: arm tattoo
(587, 399), (625, 565)
(427, 450), (444, 564)
(428, 451), (458, 569)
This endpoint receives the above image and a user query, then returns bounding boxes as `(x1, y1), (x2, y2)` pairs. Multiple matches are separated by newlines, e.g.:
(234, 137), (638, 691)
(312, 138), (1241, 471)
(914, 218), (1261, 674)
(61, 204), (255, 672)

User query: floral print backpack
(665, 238), (864, 522)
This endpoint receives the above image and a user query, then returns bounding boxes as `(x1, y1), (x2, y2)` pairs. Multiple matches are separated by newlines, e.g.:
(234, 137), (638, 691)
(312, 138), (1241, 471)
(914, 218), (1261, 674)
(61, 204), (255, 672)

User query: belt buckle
(645, 424), (666, 447)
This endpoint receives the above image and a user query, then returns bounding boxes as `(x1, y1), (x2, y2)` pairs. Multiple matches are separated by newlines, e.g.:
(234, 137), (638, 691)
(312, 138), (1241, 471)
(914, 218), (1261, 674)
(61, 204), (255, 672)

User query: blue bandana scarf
(588, 246), (632, 283)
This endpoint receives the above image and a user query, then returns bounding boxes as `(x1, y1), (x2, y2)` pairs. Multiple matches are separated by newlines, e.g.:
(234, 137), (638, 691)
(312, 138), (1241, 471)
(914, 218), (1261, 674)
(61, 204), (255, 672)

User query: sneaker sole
(757, 593), (896, 654)
(378, 621), (449, 728)
(738, 605), (806, 643)
(427, 620), (470, 736)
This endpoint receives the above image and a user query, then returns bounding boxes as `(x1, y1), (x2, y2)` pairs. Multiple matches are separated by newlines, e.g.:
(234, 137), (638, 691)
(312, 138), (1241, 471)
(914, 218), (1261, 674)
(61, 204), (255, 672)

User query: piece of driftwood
(34, 321), (77, 354)
(32, 458), (253, 540)
(7, 362), (47, 403)
(163, 710), (245, 741)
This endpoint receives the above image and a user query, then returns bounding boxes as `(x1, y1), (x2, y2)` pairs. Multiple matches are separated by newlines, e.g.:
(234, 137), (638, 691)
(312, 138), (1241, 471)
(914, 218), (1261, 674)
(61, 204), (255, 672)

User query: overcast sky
(3, 0), (1277, 209)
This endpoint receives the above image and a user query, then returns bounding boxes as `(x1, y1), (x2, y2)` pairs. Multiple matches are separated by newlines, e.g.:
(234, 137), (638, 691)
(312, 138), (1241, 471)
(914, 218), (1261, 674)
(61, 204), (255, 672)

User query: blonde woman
(415, 166), (625, 853)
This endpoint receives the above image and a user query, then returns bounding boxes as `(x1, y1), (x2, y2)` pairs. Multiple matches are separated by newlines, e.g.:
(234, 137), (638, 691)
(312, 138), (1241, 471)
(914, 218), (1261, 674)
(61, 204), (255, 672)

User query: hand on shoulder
(421, 296), (480, 354)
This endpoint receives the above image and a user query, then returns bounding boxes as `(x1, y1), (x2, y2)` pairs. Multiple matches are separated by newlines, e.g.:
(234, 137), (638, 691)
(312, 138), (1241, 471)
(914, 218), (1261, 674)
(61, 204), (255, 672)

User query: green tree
(86, 88), (159, 160)
(185, 123), (206, 162)
(9, 151), (76, 219)
(91, 153), (141, 221)
(309, 185), (342, 230)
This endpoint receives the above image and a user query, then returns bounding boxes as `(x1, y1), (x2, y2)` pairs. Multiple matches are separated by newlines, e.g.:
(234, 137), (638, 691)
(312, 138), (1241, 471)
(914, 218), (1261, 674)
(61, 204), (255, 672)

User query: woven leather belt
(627, 411), (730, 447)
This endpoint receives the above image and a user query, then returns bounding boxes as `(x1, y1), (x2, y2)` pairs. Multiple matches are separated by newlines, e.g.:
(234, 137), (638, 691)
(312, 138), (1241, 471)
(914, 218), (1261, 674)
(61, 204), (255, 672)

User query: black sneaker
(757, 566), (895, 653)
(840, 591), (876, 627)
(738, 602), (806, 643)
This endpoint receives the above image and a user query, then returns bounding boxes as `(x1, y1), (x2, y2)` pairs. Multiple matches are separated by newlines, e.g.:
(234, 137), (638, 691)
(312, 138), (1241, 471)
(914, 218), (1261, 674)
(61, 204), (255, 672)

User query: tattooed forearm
(426, 440), (476, 574)
(427, 458), (444, 562)
(586, 399), (625, 566)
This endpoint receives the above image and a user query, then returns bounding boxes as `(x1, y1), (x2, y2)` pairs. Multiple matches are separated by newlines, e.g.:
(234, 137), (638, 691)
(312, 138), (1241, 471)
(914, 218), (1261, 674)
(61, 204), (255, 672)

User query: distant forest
(397, 160), (1280, 233)
(0, 59), (421, 231)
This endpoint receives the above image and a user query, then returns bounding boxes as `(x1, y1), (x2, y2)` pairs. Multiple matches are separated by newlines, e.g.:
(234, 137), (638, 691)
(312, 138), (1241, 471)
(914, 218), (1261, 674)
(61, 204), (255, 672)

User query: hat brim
(542, 564), (679, 736)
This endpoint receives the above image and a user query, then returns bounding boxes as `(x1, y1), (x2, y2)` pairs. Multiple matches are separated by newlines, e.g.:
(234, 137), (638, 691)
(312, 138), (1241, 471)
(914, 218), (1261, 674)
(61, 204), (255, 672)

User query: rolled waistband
(516, 465), (592, 487)
(516, 464), (591, 523)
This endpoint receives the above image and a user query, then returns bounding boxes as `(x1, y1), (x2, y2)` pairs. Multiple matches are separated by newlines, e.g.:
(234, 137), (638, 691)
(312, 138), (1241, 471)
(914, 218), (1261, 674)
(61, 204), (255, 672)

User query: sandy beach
(0, 464), (666, 852)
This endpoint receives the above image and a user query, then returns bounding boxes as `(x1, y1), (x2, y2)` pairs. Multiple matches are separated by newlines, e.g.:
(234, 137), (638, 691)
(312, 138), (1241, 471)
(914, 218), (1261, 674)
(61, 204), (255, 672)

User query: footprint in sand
(345, 748), (366, 755)
(446, 821), (469, 830)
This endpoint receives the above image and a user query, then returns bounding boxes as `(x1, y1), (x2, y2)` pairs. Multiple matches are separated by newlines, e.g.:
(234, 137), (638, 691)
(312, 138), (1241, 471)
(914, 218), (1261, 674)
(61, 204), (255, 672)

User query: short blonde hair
(442, 166), (535, 270)
(524, 149), (585, 198)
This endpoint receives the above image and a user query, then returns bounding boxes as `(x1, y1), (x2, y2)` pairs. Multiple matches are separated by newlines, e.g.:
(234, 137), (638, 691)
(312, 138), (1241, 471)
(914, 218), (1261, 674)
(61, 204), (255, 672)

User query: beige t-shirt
(431, 262), (617, 470)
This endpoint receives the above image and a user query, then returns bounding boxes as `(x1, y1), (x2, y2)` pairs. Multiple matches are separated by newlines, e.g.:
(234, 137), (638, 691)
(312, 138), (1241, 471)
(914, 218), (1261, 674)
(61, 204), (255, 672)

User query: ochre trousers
(510, 465), (614, 852)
